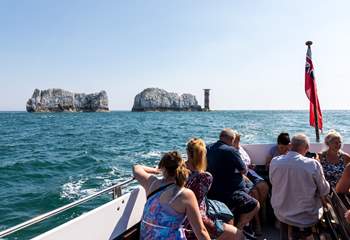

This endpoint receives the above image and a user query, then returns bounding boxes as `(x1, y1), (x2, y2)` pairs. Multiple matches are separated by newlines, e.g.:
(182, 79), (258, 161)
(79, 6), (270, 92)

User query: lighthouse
(203, 89), (210, 111)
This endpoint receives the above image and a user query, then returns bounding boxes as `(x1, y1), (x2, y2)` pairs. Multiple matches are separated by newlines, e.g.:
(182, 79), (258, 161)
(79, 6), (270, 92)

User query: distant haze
(1, 0), (349, 111)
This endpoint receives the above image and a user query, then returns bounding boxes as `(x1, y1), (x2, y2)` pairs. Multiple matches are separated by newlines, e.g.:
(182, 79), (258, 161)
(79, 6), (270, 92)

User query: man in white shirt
(270, 133), (330, 240)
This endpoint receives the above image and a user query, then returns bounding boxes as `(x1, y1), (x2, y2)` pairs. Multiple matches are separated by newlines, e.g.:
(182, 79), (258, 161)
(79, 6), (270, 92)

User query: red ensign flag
(305, 46), (323, 130)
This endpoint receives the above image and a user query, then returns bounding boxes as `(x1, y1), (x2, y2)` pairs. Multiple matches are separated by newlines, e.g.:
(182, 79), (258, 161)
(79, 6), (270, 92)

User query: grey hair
(291, 133), (310, 151)
(219, 128), (236, 141)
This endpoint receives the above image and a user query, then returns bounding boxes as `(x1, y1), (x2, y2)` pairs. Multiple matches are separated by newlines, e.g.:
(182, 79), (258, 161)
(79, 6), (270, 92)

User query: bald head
(219, 128), (236, 145)
(291, 134), (310, 155)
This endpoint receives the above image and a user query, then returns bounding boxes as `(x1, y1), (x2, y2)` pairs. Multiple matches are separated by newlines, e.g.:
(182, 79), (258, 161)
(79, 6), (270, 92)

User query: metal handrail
(0, 177), (135, 238)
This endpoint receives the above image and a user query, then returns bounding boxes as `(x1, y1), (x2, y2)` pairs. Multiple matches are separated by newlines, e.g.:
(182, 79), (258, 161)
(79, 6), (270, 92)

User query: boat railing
(0, 177), (135, 239)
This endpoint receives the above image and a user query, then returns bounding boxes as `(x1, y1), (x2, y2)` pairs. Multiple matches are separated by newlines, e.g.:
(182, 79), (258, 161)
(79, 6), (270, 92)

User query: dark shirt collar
(217, 140), (227, 145)
(217, 140), (227, 146)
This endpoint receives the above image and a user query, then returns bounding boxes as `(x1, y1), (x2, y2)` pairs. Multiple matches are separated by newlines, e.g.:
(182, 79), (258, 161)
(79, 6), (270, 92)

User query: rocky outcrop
(26, 89), (109, 112)
(132, 88), (202, 112)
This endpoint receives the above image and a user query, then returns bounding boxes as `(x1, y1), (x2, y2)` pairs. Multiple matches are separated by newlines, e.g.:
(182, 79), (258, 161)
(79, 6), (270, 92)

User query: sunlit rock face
(132, 88), (202, 112)
(26, 88), (109, 112)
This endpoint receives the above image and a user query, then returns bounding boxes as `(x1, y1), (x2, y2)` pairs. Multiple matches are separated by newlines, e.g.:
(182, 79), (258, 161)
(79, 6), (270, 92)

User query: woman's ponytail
(175, 160), (189, 187)
(159, 151), (189, 187)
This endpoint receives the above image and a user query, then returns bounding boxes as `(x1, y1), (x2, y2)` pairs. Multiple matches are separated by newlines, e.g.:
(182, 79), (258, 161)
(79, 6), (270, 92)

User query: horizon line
(1, 109), (350, 112)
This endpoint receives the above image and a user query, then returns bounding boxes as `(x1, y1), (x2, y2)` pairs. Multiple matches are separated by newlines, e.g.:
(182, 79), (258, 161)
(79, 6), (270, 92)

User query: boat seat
(325, 189), (350, 239)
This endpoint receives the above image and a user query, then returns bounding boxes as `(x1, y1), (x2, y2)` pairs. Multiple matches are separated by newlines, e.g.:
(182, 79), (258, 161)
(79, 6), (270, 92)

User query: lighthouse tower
(203, 89), (210, 111)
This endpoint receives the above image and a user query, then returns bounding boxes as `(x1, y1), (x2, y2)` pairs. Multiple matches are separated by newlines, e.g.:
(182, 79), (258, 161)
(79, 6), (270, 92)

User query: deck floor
(257, 225), (279, 240)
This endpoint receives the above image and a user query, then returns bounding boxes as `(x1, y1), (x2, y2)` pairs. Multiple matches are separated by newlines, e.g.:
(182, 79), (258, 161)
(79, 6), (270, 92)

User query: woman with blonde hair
(133, 151), (210, 240)
(319, 130), (350, 188)
(184, 138), (244, 240)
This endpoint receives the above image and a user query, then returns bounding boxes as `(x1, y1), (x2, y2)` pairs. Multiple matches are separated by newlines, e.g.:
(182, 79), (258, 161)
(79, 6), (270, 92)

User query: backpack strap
(169, 188), (184, 204)
(147, 183), (174, 200)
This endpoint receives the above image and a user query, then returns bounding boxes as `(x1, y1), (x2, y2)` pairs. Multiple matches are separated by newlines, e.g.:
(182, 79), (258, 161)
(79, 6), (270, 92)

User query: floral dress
(140, 185), (186, 240)
(184, 171), (224, 239)
(320, 151), (346, 188)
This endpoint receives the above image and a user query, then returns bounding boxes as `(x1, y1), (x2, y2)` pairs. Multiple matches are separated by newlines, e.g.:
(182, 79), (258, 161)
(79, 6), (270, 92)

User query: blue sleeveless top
(140, 184), (187, 240)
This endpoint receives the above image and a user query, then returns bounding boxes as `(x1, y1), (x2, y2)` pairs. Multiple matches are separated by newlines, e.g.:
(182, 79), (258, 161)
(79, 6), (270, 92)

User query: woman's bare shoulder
(341, 150), (350, 158)
(181, 188), (196, 199)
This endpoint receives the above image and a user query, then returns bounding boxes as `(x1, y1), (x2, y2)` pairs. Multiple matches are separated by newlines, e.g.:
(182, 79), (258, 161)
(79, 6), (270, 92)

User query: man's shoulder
(207, 141), (234, 152)
(270, 145), (278, 152)
(271, 154), (287, 164)
(274, 153), (321, 170)
(300, 155), (322, 169)
(206, 141), (217, 151)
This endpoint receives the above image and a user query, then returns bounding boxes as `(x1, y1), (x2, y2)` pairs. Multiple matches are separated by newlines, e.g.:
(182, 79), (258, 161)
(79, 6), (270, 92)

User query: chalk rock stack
(132, 88), (202, 111)
(26, 88), (109, 112)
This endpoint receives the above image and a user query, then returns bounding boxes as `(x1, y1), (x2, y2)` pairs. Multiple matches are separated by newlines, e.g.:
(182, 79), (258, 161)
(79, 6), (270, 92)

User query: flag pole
(305, 41), (320, 142)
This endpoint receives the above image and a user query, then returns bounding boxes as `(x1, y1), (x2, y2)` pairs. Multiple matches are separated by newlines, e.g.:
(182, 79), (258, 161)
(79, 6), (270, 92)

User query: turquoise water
(1, 110), (350, 239)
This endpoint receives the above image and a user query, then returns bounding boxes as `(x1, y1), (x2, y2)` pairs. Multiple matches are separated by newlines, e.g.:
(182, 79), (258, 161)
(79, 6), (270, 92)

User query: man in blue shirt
(207, 128), (259, 229)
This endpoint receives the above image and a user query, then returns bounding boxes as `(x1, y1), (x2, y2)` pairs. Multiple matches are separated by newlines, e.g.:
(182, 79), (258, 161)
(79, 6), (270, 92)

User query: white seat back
(242, 143), (350, 165)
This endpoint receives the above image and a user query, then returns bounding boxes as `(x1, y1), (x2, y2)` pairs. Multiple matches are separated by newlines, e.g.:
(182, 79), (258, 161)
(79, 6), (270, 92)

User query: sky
(0, 0), (349, 111)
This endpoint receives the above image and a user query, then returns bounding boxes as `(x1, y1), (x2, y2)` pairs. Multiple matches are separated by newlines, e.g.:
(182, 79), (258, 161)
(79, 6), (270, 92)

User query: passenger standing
(184, 138), (244, 240)
(318, 130), (350, 188)
(270, 134), (330, 240)
(206, 128), (259, 229)
(133, 151), (210, 240)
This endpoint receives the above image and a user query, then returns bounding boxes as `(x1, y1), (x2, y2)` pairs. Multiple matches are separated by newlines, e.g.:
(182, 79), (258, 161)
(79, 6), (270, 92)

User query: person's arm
(183, 190), (211, 240)
(230, 149), (247, 174)
(241, 146), (255, 169)
(315, 153), (320, 161)
(336, 163), (350, 193)
(317, 152), (324, 162)
(265, 155), (273, 170)
(266, 146), (277, 168)
(345, 210), (350, 224)
(342, 152), (350, 165)
(132, 165), (160, 191)
(314, 161), (330, 197)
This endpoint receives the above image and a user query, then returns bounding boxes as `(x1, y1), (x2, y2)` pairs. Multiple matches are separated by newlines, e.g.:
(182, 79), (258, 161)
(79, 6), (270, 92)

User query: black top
(206, 140), (246, 203)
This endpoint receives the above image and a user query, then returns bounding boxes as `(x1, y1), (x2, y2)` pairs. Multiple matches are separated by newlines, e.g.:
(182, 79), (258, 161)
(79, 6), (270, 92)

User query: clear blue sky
(1, 0), (349, 111)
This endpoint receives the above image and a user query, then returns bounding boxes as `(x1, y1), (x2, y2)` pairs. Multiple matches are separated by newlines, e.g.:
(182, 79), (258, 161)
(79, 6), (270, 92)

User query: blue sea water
(1, 110), (350, 239)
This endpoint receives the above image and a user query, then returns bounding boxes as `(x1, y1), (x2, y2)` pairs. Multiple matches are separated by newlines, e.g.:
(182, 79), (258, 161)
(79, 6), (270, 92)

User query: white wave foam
(109, 166), (121, 176)
(140, 150), (161, 159)
(60, 178), (97, 200)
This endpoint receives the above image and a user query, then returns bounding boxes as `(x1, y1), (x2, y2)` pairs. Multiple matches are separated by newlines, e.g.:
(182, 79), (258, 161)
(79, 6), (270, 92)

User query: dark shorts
(280, 221), (314, 240)
(227, 190), (258, 216)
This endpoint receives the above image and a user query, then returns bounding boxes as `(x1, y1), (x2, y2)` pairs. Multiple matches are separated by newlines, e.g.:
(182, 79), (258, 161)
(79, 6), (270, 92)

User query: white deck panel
(32, 186), (146, 240)
(242, 143), (350, 165)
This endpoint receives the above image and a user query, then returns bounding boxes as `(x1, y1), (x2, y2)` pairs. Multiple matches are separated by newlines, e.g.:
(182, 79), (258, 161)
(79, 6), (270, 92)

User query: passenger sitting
(336, 163), (350, 193)
(184, 138), (244, 240)
(318, 130), (350, 188)
(133, 151), (210, 240)
(270, 134), (330, 240)
(232, 132), (269, 235)
(206, 128), (259, 230)
(265, 132), (290, 168)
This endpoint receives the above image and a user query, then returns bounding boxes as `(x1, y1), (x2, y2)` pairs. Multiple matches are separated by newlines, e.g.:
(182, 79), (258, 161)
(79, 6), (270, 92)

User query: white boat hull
(33, 187), (146, 240)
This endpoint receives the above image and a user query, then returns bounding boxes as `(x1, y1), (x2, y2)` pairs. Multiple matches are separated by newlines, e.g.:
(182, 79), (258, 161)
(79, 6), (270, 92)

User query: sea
(1, 110), (350, 239)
